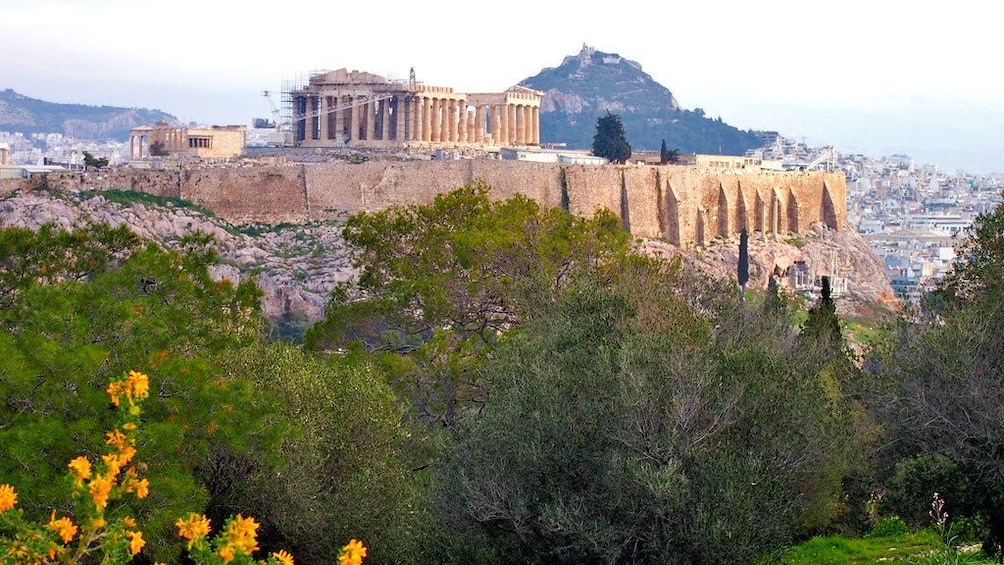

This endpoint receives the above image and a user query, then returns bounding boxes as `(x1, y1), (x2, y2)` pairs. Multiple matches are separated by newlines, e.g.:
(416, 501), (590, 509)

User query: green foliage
(81, 189), (219, 219)
(660, 140), (680, 165)
(867, 517), (910, 538)
(0, 223), (275, 563)
(592, 111), (632, 163)
(82, 151), (109, 169)
(429, 258), (859, 564)
(215, 343), (420, 565)
(781, 530), (946, 564)
(738, 228), (750, 289)
(866, 197), (1004, 556)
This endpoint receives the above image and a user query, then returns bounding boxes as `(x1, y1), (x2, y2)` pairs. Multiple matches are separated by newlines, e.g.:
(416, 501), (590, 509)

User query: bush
(867, 516), (910, 538)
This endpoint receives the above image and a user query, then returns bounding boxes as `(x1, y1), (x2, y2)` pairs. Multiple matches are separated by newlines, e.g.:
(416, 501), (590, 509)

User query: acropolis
(290, 69), (542, 148)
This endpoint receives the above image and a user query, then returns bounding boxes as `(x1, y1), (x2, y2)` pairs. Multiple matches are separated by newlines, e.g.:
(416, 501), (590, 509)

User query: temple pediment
(310, 68), (389, 86)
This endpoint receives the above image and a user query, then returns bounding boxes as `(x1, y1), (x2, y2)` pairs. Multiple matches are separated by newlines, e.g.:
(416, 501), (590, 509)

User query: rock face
(640, 223), (898, 315)
(0, 189), (355, 323)
(521, 45), (761, 154)
(0, 187), (897, 328)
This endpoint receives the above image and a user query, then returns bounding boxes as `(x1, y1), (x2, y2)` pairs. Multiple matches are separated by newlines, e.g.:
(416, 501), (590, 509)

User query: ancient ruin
(290, 69), (542, 148)
(128, 122), (247, 161)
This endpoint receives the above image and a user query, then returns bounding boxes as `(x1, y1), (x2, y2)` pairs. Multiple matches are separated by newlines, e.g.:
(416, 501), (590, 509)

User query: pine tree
(738, 228), (749, 293)
(592, 111), (632, 164)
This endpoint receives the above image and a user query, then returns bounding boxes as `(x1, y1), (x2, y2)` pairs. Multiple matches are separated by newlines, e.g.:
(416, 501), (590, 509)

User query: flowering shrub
(0, 370), (365, 565)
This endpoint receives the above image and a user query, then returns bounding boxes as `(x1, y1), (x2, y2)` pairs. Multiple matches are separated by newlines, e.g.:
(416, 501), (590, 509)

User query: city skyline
(2, 0), (1001, 173)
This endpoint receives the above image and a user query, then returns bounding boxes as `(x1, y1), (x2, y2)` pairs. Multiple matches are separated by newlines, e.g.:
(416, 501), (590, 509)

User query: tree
(660, 139), (680, 165)
(82, 151), (108, 169)
(738, 227), (749, 294)
(592, 111), (632, 164)
(0, 223), (275, 563)
(430, 260), (857, 564)
(801, 275), (843, 349)
(868, 197), (1004, 556)
(149, 140), (168, 157)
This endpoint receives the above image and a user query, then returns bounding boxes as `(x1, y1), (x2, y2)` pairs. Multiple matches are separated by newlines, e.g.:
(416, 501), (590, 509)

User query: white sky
(3, 0), (1003, 173)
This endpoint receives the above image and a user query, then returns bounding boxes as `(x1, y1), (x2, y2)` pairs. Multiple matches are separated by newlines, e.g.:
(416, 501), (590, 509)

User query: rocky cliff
(0, 185), (895, 330)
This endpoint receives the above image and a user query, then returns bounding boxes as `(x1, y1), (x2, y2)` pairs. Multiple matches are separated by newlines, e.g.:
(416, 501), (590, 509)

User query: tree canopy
(592, 111), (632, 164)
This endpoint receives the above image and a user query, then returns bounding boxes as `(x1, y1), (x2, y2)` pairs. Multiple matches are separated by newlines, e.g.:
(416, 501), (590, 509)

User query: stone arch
(735, 183), (749, 233)
(664, 181), (681, 245)
(754, 190), (766, 234)
(770, 187), (783, 236)
(717, 182), (731, 237)
(787, 187), (800, 233)
(821, 180), (838, 230)
(696, 206), (707, 246)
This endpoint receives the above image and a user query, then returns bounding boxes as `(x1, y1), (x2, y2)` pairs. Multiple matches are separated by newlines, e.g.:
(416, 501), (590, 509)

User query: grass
(82, 188), (218, 219)
(781, 530), (997, 565)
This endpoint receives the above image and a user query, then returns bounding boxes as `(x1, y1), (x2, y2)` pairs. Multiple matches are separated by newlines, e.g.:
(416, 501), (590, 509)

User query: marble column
(474, 106), (485, 143)
(350, 97), (361, 144)
(319, 96), (329, 142)
(516, 105), (526, 145)
(334, 96), (345, 144)
(447, 99), (459, 142)
(421, 97), (431, 142)
(381, 98), (391, 140)
(499, 105), (508, 146)
(531, 107), (540, 145)
(510, 103), (518, 144)
(365, 98), (375, 141)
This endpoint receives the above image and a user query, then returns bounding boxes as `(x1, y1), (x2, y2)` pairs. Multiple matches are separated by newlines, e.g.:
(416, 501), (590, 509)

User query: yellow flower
(127, 370), (150, 401)
(338, 539), (366, 565)
(107, 381), (123, 407)
(88, 474), (114, 511)
(217, 545), (235, 564)
(90, 517), (106, 530)
(48, 510), (78, 544)
(131, 477), (150, 499)
(272, 549), (295, 565)
(0, 484), (16, 512)
(126, 530), (145, 556)
(123, 516), (137, 528)
(175, 513), (212, 547)
(101, 453), (123, 479)
(68, 457), (92, 483)
(224, 514), (260, 554)
(106, 429), (129, 451)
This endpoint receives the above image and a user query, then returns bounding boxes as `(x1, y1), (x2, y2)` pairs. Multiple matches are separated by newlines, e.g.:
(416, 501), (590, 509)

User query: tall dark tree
(659, 139), (679, 165)
(801, 275), (842, 348)
(738, 228), (750, 293)
(592, 111), (632, 164)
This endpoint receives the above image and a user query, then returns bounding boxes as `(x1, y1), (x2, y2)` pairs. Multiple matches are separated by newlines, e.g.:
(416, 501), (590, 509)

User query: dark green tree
(430, 261), (856, 564)
(82, 151), (108, 169)
(660, 139), (680, 165)
(868, 196), (1004, 555)
(592, 111), (632, 164)
(801, 275), (842, 349)
(738, 227), (749, 293)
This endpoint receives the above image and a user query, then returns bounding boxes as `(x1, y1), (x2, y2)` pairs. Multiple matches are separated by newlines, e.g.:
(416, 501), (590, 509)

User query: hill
(0, 88), (177, 141)
(521, 45), (762, 155)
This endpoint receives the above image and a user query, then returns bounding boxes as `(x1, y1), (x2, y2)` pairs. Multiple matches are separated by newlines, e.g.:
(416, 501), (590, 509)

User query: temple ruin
(290, 69), (542, 149)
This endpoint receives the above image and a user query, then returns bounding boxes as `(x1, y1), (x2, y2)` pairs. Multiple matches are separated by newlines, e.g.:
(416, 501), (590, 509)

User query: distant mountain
(0, 89), (177, 141)
(521, 46), (762, 155)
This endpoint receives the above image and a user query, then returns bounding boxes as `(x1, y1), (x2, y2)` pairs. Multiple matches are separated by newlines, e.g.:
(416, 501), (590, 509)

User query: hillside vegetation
(3, 184), (1004, 564)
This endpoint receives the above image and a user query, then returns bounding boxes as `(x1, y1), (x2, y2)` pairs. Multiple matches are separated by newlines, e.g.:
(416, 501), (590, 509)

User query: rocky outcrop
(640, 223), (898, 315)
(0, 188), (355, 322)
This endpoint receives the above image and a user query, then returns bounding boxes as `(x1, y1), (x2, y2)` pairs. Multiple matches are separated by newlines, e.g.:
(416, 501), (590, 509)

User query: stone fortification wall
(182, 166), (308, 224)
(43, 170), (183, 198)
(25, 162), (846, 245)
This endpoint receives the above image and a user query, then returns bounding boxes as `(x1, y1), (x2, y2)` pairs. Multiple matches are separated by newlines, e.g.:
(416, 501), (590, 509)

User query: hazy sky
(3, 0), (1002, 173)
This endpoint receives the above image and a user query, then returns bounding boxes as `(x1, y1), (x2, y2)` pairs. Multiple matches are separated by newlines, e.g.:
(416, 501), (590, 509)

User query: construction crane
(261, 90), (292, 146)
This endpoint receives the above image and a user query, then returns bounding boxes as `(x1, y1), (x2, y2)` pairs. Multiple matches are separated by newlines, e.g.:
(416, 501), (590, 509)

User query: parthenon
(290, 69), (542, 148)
